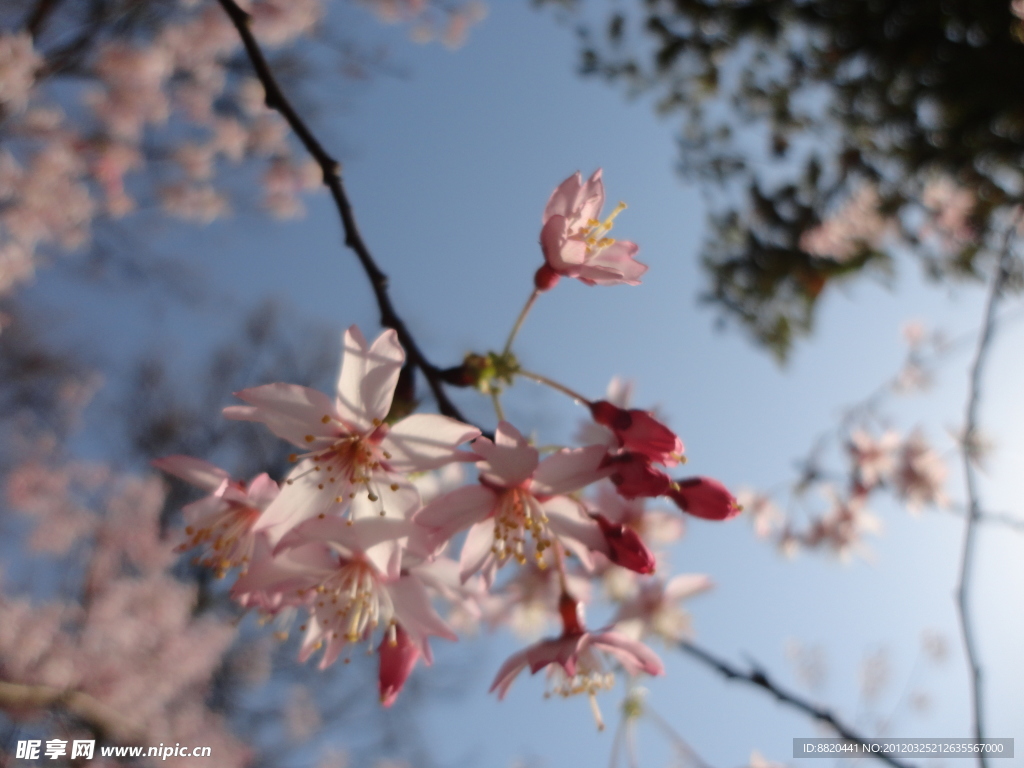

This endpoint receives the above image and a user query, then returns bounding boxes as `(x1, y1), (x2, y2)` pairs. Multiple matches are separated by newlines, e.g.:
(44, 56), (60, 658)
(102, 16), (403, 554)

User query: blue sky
(25, 1), (1024, 766)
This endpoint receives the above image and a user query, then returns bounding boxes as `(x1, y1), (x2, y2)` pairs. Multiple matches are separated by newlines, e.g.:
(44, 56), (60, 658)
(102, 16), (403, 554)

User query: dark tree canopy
(547, 0), (1024, 358)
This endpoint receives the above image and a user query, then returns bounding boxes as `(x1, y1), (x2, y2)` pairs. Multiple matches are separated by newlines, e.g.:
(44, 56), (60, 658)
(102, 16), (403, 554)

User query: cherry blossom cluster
(738, 324), (953, 560)
(155, 169), (740, 727)
(2, 460), (250, 767)
(0, 0), (484, 297)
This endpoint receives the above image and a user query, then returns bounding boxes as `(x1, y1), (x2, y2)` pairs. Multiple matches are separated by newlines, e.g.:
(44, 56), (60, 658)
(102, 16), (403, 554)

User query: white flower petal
(152, 455), (229, 492)
(335, 326), (404, 430)
(227, 383), (336, 447)
(415, 484), (495, 543)
(531, 445), (608, 497)
(384, 414), (480, 473)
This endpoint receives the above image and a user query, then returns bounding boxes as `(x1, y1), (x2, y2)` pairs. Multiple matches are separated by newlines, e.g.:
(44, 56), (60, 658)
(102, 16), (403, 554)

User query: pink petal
(578, 240), (646, 282)
(278, 515), (412, 577)
(592, 631), (664, 676)
(230, 538), (332, 605)
(475, 422), (539, 488)
(542, 171), (583, 222)
(254, 460), (341, 543)
(246, 473), (280, 509)
(543, 495), (603, 570)
(384, 414), (481, 473)
(459, 518), (495, 583)
(347, 475), (420, 522)
(664, 573), (713, 601)
(226, 383), (337, 447)
(335, 326), (404, 431)
(389, 574), (458, 648)
(415, 484), (496, 544)
(152, 455), (230, 492)
(489, 647), (531, 699)
(531, 445), (609, 497)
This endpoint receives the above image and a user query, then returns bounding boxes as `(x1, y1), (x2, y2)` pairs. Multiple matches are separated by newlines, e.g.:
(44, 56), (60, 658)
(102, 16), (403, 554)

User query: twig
(955, 217), (1018, 767)
(23, 0), (64, 38)
(216, 0), (472, 426)
(676, 640), (916, 768)
(945, 504), (1024, 533)
(0, 680), (145, 744)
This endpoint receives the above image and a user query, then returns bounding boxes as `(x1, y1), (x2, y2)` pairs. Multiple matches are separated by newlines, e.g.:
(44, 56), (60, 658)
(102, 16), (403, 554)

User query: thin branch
(23, 0), (64, 38)
(676, 640), (916, 768)
(955, 217), (1019, 767)
(0, 680), (146, 744)
(945, 504), (1024, 533)
(216, 0), (472, 426)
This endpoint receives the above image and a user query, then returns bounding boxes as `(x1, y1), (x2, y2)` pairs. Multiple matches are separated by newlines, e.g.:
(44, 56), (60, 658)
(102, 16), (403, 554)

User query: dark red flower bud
(668, 477), (742, 521)
(592, 513), (655, 574)
(589, 401), (684, 465)
(601, 452), (672, 499)
(378, 624), (420, 707)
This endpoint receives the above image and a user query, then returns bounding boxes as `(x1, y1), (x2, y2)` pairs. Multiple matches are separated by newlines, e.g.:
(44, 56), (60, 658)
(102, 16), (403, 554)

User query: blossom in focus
(415, 421), (609, 583)
(489, 597), (663, 730)
(267, 515), (457, 671)
(667, 477), (742, 521)
(536, 169), (647, 289)
(224, 326), (480, 541)
(152, 455), (278, 577)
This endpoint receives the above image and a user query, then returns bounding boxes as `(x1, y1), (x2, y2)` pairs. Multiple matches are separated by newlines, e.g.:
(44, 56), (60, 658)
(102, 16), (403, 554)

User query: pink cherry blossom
(612, 574), (713, 643)
(893, 430), (948, 512)
(414, 421), (609, 582)
(735, 488), (783, 539)
(0, 33), (41, 115)
(536, 169), (647, 289)
(152, 455), (278, 577)
(489, 597), (663, 730)
(847, 429), (900, 491)
(224, 326), (480, 540)
(799, 486), (882, 561)
(799, 184), (892, 262)
(271, 515), (457, 670)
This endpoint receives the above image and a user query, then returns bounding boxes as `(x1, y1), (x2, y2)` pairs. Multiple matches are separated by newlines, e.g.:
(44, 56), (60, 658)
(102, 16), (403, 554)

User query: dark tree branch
(24, 0), (64, 38)
(216, 0), (472, 426)
(955, 215), (1019, 767)
(676, 640), (916, 768)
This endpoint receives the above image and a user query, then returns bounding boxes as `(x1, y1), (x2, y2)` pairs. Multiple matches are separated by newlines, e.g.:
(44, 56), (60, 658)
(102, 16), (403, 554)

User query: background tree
(545, 0), (1024, 358)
